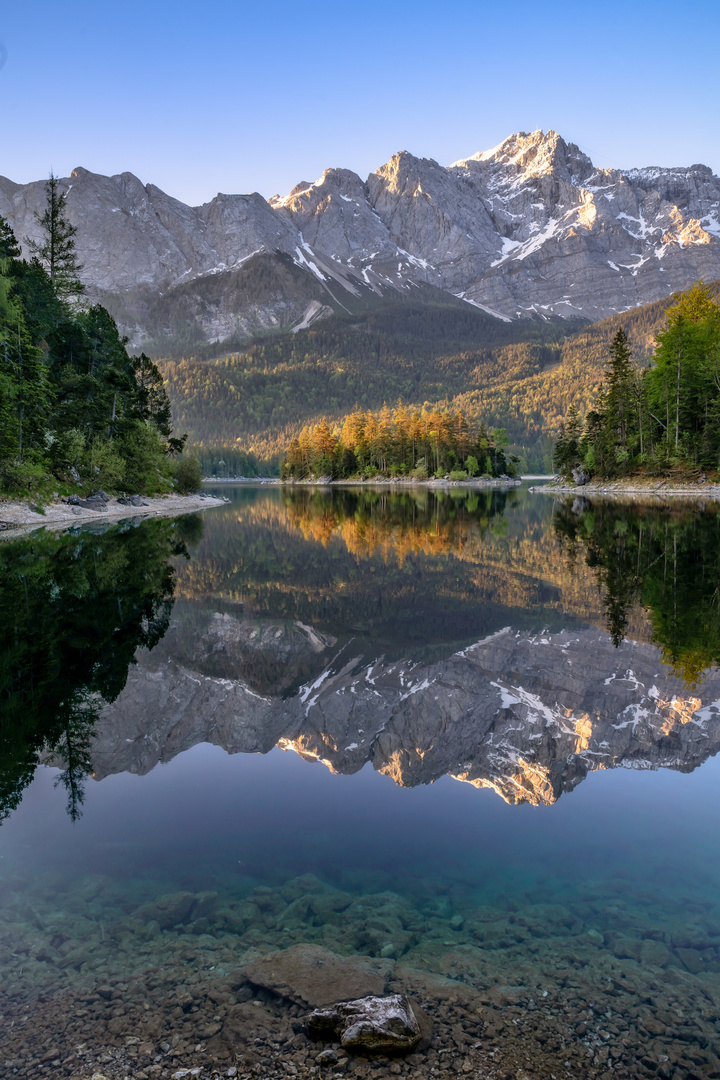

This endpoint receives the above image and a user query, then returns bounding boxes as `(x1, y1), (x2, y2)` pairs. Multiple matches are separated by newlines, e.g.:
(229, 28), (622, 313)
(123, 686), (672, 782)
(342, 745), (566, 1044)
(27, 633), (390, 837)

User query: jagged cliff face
(2, 130), (720, 341)
(89, 622), (720, 807)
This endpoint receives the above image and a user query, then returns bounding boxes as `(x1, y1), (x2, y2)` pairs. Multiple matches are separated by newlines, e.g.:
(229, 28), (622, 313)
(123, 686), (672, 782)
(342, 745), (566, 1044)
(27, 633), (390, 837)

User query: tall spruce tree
(602, 328), (634, 454)
(28, 173), (84, 301)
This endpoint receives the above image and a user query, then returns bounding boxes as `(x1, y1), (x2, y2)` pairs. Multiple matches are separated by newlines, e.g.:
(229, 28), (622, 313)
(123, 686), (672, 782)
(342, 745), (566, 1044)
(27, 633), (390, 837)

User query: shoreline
(204, 476), (525, 489)
(531, 479), (720, 501)
(0, 492), (226, 538)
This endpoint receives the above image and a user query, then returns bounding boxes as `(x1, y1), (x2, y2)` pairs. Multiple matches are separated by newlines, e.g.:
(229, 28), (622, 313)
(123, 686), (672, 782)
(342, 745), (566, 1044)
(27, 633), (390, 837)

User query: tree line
(554, 283), (720, 478)
(0, 175), (201, 499)
(281, 404), (517, 480)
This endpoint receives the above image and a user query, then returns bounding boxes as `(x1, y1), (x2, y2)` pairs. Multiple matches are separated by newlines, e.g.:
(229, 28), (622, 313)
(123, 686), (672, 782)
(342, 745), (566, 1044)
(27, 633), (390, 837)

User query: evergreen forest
(0, 178), (199, 500)
(554, 283), (720, 479)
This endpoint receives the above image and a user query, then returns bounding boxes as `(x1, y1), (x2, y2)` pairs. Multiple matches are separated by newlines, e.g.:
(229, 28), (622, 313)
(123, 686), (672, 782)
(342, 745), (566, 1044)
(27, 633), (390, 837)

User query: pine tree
(0, 215), (21, 261)
(603, 328), (634, 453)
(28, 173), (84, 300)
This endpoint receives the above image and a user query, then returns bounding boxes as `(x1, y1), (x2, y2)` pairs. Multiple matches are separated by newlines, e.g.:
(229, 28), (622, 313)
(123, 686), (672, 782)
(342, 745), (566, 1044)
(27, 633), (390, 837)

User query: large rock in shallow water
(242, 944), (390, 1007)
(133, 891), (197, 929)
(309, 993), (422, 1055)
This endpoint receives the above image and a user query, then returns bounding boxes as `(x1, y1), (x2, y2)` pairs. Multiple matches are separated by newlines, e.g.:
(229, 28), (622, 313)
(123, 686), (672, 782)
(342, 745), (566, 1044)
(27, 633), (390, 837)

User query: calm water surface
(2, 485), (720, 1080)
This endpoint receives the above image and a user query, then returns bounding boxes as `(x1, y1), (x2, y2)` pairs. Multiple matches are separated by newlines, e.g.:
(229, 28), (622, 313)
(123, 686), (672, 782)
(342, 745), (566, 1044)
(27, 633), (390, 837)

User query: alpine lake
(2, 482), (720, 1080)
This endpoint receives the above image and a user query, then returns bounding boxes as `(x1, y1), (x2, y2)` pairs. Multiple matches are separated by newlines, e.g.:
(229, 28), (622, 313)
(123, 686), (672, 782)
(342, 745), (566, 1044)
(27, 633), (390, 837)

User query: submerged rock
(242, 943), (390, 1007)
(308, 993), (422, 1055)
(133, 891), (197, 930)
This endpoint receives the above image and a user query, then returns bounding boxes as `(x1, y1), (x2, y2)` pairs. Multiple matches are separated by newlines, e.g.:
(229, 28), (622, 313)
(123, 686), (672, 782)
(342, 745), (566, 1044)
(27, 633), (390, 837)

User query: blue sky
(2, 0), (718, 206)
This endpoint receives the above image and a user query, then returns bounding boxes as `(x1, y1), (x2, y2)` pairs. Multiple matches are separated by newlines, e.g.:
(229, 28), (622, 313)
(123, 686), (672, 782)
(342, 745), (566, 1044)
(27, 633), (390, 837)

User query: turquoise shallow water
(2, 485), (720, 1079)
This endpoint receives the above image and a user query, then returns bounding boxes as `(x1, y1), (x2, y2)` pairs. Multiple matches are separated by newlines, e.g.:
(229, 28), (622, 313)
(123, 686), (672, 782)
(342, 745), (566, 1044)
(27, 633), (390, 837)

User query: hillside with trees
(554, 283), (720, 479)
(0, 177), (200, 500)
(159, 281), (720, 475)
(158, 305), (584, 473)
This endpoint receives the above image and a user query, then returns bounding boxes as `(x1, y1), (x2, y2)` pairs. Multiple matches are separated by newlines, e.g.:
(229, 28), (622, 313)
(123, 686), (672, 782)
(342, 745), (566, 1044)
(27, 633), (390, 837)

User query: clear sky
(2, 0), (718, 207)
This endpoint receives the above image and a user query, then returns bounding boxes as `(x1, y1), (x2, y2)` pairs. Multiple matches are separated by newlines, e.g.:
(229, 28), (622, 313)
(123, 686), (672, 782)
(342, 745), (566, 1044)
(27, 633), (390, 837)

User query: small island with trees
(552, 282), (720, 491)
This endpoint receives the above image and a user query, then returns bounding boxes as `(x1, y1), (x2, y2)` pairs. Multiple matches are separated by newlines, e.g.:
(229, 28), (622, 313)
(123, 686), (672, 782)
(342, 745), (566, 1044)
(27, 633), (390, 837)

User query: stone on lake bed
(242, 944), (391, 1007)
(309, 993), (422, 1056)
(133, 891), (197, 929)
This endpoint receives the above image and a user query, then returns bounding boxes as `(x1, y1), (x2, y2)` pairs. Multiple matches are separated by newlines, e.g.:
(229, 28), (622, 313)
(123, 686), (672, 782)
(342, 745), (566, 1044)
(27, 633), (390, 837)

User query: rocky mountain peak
(2, 131), (720, 342)
(456, 129), (594, 187)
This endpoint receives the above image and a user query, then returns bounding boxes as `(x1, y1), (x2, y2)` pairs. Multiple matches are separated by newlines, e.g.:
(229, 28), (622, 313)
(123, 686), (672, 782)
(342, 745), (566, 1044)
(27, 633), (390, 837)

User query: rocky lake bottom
(3, 747), (720, 1080)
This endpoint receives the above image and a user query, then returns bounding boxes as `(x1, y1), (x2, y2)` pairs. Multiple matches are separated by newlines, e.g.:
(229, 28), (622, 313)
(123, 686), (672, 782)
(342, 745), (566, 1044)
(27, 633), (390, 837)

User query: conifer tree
(28, 173), (85, 300)
(0, 215), (21, 261)
(603, 328), (634, 453)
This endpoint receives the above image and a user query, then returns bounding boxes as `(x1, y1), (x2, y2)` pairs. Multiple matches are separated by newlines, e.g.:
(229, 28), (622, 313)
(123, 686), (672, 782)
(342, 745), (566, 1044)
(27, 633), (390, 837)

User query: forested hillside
(159, 281), (720, 474)
(159, 303), (584, 473)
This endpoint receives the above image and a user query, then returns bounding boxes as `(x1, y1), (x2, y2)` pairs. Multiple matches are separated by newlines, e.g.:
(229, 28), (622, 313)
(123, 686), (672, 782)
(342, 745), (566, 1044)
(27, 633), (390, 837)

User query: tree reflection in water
(554, 497), (720, 682)
(0, 517), (195, 821)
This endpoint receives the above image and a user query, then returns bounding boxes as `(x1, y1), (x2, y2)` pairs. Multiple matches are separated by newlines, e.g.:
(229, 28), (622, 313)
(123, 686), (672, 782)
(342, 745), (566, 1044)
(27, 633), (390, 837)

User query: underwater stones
(242, 944), (390, 1007)
(131, 891), (223, 933)
(191, 891), (218, 920)
(207, 999), (292, 1060)
(279, 873), (329, 899)
(308, 993), (422, 1056)
(133, 892), (197, 930)
(674, 946), (705, 974)
(640, 939), (670, 968)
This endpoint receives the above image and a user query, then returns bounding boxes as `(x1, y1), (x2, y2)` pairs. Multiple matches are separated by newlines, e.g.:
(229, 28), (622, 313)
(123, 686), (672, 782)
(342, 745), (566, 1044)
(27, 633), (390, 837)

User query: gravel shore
(0, 492), (226, 537)
(530, 479), (720, 501)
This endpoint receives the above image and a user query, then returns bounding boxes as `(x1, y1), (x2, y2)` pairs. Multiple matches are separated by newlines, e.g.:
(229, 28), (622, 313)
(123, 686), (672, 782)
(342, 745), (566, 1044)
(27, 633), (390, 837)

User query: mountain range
(2, 130), (720, 350)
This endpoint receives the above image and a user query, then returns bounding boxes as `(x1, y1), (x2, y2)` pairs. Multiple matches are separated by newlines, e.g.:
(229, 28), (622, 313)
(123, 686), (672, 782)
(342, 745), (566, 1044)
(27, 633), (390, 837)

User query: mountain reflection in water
(2, 486), (719, 821)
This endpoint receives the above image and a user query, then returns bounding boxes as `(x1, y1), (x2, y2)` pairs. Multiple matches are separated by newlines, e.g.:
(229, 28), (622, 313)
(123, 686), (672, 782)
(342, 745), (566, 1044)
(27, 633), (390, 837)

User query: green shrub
(0, 458), (46, 496)
(449, 470), (468, 481)
(118, 421), (174, 495)
(465, 455), (479, 477)
(410, 465), (428, 480)
(83, 438), (125, 491)
(174, 454), (203, 494)
(49, 428), (86, 477)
